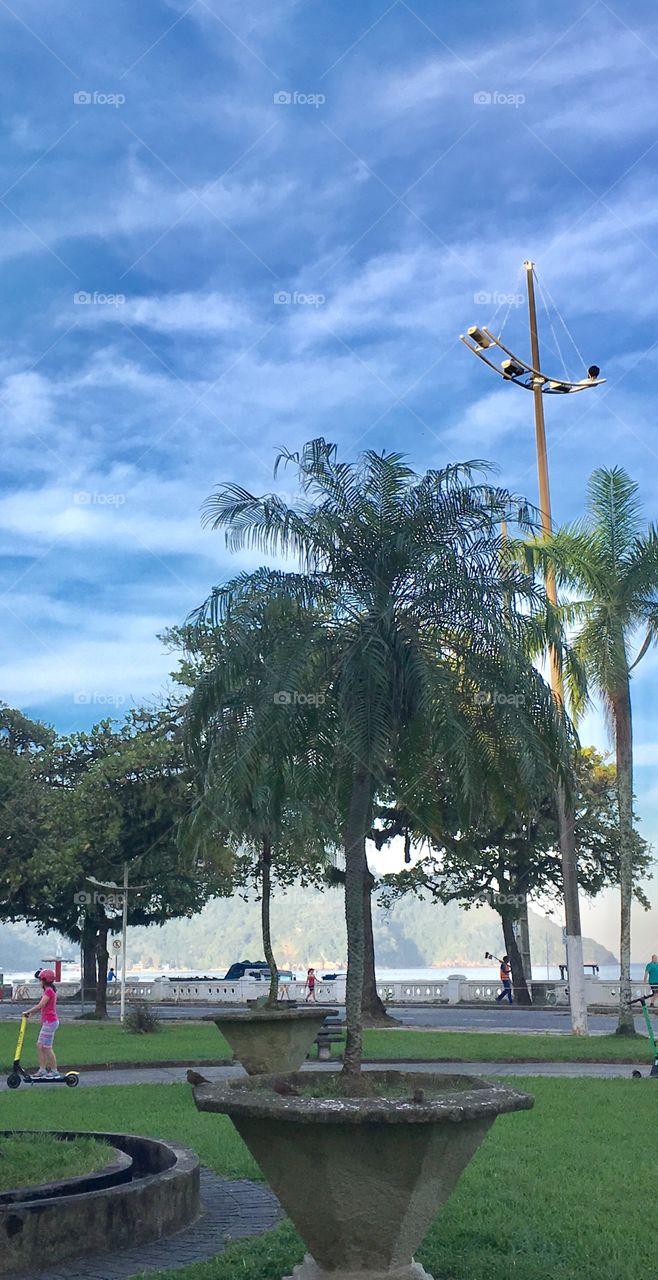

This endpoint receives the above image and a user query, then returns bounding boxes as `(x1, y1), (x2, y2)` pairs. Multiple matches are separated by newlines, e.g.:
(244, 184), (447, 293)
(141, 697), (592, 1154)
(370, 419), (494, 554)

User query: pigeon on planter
(271, 1077), (301, 1097)
(186, 1069), (211, 1086)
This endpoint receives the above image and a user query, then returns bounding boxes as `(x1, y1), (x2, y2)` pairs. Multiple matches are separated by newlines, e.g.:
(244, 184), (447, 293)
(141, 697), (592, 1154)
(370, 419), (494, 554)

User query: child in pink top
(25, 969), (60, 1077)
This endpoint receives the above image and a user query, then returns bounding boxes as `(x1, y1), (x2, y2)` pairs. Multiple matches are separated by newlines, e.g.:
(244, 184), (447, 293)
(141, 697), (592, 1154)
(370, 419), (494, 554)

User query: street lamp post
(87, 869), (147, 1023)
(121, 861), (129, 1023)
(523, 261), (588, 1036)
(461, 262), (602, 1034)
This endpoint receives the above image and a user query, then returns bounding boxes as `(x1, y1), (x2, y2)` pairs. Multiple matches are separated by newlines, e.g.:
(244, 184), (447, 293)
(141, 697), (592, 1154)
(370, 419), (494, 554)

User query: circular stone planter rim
(203, 1007), (339, 1024)
(0, 1130), (198, 1206)
(193, 1070), (534, 1124)
(0, 1134), (131, 1205)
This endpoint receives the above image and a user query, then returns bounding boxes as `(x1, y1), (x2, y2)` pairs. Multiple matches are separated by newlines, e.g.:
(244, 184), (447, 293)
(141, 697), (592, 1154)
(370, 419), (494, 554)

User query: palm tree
(526, 467), (658, 1034)
(195, 440), (573, 1083)
(183, 591), (333, 1007)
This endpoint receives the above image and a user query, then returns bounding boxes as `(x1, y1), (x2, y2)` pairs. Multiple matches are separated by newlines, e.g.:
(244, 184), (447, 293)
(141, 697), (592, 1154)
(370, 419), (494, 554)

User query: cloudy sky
(2, 0), (658, 952)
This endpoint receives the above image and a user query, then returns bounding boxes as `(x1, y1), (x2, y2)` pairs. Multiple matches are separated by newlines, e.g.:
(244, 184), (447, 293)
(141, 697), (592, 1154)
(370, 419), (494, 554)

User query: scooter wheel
(631, 1070), (643, 1079)
(65, 1073), (79, 1088)
(6, 1073), (22, 1089)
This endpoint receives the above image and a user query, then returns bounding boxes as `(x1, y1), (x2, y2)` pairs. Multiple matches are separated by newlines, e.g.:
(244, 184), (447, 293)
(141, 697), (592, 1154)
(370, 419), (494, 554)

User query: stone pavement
(0, 1059), (644, 1090)
(9, 1168), (282, 1280)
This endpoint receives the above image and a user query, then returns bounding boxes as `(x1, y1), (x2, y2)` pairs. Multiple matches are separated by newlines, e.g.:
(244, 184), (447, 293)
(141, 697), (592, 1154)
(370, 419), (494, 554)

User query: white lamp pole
(121, 862), (129, 1023)
(87, 869), (147, 1023)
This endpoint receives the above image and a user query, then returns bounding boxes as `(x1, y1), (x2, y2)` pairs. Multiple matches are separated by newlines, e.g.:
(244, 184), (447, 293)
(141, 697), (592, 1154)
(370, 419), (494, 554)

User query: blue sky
(2, 0), (658, 950)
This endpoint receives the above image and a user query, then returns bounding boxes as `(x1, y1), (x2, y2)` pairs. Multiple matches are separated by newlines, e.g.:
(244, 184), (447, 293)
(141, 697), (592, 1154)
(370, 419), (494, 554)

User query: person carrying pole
(495, 955), (513, 1005)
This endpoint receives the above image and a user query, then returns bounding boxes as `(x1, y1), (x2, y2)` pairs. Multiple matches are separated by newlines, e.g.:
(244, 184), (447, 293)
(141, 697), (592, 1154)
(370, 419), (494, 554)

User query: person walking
(24, 969), (60, 1077)
(304, 968), (318, 1003)
(495, 955), (513, 1005)
(644, 954), (658, 1008)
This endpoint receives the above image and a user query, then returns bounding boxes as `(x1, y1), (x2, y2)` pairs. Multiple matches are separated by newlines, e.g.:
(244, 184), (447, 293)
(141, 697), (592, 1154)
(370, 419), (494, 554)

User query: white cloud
(72, 290), (252, 335)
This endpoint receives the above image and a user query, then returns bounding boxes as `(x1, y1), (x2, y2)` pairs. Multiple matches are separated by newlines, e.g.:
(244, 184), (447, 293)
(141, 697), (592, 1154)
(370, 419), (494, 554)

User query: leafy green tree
(0, 704), (57, 938)
(380, 748), (652, 1004)
(527, 468), (658, 1033)
(3, 706), (211, 1018)
(195, 440), (573, 1084)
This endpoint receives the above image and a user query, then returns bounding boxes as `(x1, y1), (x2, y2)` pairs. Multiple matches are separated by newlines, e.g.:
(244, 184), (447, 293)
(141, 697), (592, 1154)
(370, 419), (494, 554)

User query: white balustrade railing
(10, 974), (653, 1009)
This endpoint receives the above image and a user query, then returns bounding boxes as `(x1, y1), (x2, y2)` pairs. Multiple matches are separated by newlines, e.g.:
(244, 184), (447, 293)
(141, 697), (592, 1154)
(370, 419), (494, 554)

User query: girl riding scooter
(24, 969), (59, 1078)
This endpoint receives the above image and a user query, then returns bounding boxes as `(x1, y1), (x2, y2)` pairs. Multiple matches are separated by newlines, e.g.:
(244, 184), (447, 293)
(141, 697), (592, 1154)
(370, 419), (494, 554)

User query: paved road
(3, 1001), (653, 1035)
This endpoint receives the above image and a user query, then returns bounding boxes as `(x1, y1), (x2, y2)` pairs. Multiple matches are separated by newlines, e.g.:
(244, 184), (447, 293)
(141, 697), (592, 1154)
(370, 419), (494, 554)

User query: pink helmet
(39, 969), (55, 983)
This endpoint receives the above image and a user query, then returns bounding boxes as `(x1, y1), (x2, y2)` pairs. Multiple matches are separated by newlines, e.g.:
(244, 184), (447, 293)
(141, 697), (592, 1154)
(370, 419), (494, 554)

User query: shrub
(124, 1000), (161, 1034)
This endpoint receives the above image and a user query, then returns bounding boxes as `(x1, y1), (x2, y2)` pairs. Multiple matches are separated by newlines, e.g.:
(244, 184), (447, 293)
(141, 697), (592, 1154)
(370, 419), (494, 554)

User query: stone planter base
(285, 1256), (433, 1280)
(195, 1070), (533, 1278)
(206, 1008), (337, 1075)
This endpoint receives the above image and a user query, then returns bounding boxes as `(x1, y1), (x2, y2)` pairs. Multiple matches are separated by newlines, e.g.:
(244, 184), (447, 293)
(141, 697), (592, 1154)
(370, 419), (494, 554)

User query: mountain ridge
(0, 886), (618, 974)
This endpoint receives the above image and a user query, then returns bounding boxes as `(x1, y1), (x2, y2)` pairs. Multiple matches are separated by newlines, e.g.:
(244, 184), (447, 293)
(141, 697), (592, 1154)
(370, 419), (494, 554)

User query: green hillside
(123, 884), (617, 973)
(0, 922), (64, 975)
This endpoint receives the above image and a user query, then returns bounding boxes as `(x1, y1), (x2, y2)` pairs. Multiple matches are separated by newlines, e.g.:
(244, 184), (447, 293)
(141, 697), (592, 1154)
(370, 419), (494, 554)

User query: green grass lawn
(2, 1077), (654, 1280)
(0, 1019), (649, 1072)
(0, 1019), (232, 1069)
(0, 1131), (109, 1191)
(362, 1028), (650, 1062)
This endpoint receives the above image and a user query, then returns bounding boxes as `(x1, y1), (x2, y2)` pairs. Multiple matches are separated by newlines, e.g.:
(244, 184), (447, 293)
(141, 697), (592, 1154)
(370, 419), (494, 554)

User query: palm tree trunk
(556, 782), (589, 1034)
(517, 894), (533, 997)
(362, 861), (391, 1024)
(613, 680), (635, 1036)
(342, 767), (373, 1087)
(261, 837), (279, 1007)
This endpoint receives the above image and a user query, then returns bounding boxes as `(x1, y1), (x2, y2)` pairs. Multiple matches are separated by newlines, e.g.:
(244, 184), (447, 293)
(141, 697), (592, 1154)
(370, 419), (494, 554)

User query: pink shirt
(41, 987), (58, 1023)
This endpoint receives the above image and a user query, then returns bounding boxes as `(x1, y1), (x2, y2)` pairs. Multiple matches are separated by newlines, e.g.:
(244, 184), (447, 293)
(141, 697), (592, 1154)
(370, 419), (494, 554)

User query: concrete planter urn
(194, 1070), (533, 1280)
(205, 1008), (338, 1075)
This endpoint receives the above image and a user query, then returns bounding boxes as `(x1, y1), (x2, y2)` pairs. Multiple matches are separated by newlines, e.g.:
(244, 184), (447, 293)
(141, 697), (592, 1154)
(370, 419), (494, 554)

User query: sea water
(4, 963), (649, 984)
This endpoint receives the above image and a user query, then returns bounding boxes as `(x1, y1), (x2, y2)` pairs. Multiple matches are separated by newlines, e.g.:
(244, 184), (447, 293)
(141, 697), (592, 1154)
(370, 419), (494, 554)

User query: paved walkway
(9, 1168), (282, 1280)
(0, 1059), (644, 1090)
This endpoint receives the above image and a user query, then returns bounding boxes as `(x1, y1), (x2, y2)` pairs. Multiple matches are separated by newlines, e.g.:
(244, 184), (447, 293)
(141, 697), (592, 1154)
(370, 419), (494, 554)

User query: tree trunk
(81, 917), (97, 993)
(361, 861), (391, 1025)
(342, 767), (373, 1088)
(613, 680), (636, 1036)
(500, 913), (531, 1005)
(95, 921), (109, 1020)
(557, 782), (589, 1035)
(261, 838), (279, 1008)
(517, 895), (533, 995)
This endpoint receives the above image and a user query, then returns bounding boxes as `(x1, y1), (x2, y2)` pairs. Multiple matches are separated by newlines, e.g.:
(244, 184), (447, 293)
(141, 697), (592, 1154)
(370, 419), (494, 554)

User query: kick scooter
(630, 995), (658, 1079)
(6, 1015), (79, 1088)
